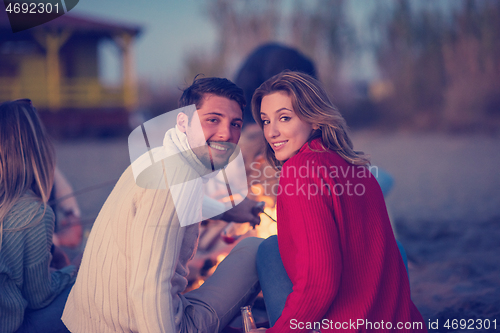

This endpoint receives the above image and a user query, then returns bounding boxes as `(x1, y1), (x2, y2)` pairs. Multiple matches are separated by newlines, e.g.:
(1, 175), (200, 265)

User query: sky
(70, 0), (464, 86)
(72, 0), (218, 86)
(72, 0), (381, 85)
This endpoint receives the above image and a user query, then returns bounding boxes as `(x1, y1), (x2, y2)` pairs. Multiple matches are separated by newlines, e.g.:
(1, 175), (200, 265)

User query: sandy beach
(351, 131), (500, 332)
(54, 130), (500, 332)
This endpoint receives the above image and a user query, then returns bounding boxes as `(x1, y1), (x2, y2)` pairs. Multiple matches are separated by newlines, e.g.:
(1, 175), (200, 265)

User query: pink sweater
(268, 139), (426, 333)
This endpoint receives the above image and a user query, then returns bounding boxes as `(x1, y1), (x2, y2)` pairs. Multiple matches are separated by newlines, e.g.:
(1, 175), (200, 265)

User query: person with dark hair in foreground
(62, 77), (263, 333)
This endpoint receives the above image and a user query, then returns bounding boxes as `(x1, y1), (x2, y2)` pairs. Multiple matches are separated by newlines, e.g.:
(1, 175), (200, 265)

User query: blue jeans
(256, 236), (409, 326)
(255, 236), (293, 327)
(16, 286), (73, 333)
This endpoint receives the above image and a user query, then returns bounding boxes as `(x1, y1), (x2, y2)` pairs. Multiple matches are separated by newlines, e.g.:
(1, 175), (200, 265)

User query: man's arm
(129, 187), (186, 333)
(204, 196), (262, 226)
(221, 197), (262, 226)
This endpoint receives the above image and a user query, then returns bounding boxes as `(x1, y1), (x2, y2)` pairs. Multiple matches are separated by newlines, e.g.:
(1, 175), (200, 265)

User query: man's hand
(221, 198), (264, 226)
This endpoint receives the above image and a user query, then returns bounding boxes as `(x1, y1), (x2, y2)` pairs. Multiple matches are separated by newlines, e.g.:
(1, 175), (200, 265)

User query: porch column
(33, 30), (71, 110)
(115, 33), (137, 111)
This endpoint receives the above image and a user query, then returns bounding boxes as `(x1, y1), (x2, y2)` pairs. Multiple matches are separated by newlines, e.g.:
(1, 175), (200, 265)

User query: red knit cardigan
(267, 139), (426, 333)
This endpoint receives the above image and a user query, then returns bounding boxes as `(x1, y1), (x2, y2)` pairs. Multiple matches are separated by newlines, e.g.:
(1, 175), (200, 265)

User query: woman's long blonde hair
(251, 70), (370, 169)
(0, 99), (55, 250)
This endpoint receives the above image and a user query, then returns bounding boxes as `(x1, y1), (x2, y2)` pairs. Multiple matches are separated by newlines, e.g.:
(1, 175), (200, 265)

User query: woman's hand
(50, 245), (70, 269)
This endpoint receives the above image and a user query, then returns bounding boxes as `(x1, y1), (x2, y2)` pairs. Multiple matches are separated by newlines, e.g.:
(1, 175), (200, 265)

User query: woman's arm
(22, 204), (76, 310)
(268, 154), (342, 333)
(0, 257), (26, 332)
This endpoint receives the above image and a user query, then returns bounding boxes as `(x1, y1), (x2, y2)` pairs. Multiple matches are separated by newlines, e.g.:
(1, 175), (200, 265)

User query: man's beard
(192, 142), (236, 171)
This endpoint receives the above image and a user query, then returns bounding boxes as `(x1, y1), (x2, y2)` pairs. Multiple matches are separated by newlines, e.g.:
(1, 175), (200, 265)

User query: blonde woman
(0, 99), (76, 333)
(252, 72), (425, 332)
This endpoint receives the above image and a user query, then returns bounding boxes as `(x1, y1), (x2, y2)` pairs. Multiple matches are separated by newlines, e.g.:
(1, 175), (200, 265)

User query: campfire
(184, 127), (279, 292)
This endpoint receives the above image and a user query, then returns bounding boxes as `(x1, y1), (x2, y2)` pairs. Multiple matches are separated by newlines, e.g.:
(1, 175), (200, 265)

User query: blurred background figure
(234, 43), (319, 175)
(234, 43), (317, 127)
(51, 167), (82, 250)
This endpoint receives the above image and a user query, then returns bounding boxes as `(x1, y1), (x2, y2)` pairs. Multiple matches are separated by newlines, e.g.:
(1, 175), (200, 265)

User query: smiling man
(178, 93), (242, 171)
(62, 77), (263, 333)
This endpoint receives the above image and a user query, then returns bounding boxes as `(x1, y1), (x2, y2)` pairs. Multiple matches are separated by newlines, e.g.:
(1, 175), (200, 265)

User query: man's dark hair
(178, 76), (246, 119)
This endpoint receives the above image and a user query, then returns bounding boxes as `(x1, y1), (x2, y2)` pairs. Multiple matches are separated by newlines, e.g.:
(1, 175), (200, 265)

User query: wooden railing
(0, 78), (132, 110)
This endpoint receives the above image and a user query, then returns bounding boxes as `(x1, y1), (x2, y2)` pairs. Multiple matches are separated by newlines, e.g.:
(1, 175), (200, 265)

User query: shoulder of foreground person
(280, 146), (343, 178)
(3, 193), (54, 228)
(0, 196), (75, 332)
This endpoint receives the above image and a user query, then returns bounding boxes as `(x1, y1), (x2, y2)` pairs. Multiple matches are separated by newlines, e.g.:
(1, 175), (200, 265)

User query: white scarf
(163, 125), (218, 182)
(131, 122), (248, 226)
(131, 125), (220, 227)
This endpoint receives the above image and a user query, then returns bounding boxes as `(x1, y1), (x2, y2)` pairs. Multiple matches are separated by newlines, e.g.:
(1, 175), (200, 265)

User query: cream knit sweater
(62, 127), (218, 333)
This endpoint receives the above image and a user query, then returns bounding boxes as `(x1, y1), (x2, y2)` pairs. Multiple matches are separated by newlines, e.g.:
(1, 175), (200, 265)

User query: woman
(0, 99), (76, 333)
(252, 72), (426, 332)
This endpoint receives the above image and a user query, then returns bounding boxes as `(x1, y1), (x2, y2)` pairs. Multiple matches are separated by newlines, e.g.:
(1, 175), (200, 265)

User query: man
(62, 77), (263, 333)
